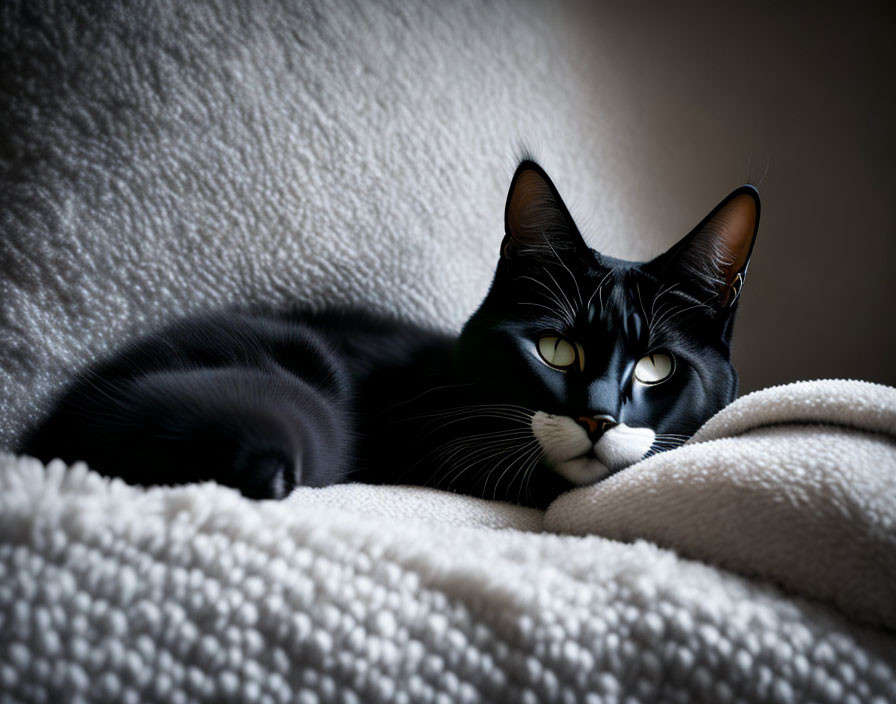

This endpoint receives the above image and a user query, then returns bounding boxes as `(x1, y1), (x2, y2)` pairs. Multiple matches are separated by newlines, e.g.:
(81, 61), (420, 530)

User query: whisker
(507, 443), (544, 504)
(442, 442), (534, 491)
(515, 275), (576, 327)
(376, 382), (475, 416)
(435, 443), (530, 485)
(646, 282), (681, 342)
(519, 301), (575, 326)
(391, 403), (536, 425)
(647, 438), (688, 455)
(544, 234), (583, 306)
(648, 292), (716, 347)
(417, 410), (533, 428)
(399, 401), (537, 415)
(415, 416), (532, 441)
(435, 426), (535, 441)
(477, 443), (539, 497)
(413, 408), (534, 424)
(432, 432), (536, 458)
(541, 266), (579, 324)
(518, 448), (544, 504)
(428, 428), (535, 466)
(649, 283), (680, 322)
(636, 281), (649, 326)
(515, 274), (573, 311)
(490, 440), (541, 501)
(586, 269), (614, 314)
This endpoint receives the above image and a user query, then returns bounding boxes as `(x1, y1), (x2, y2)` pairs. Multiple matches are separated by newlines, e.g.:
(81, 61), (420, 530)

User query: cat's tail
(20, 366), (350, 500)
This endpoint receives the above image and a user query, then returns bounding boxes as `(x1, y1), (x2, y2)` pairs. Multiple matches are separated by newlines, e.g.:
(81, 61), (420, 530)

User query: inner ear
(656, 186), (760, 307)
(503, 161), (583, 259)
(708, 193), (759, 304)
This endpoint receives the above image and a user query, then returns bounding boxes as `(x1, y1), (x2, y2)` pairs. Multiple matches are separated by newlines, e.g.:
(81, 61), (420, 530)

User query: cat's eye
(634, 353), (675, 385)
(537, 336), (585, 372)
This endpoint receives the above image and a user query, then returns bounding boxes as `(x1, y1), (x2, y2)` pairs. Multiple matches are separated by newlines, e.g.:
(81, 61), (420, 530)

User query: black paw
(233, 450), (299, 500)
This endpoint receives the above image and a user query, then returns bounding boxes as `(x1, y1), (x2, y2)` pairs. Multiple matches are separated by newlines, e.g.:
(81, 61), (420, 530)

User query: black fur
(19, 161), (759, 508)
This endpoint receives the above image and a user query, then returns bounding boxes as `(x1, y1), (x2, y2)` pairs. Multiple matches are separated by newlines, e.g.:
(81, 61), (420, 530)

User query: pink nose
(577, 415), (618, 441)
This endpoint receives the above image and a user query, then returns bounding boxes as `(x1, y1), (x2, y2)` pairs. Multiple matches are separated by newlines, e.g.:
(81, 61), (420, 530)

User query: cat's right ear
(649, 185), (760, 309)
(502, 161), (584, 260)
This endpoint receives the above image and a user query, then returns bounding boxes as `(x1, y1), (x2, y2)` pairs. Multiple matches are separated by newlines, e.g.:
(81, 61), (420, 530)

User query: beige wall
(570, 2), (895, 392)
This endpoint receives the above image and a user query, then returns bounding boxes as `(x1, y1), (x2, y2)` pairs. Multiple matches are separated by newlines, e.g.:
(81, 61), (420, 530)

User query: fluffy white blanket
(2, 379), (895, 703)
(547, 379), (896, 630)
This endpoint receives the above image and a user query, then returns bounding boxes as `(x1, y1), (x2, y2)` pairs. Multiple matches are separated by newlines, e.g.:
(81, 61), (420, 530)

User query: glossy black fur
(20, 162), (758, 508)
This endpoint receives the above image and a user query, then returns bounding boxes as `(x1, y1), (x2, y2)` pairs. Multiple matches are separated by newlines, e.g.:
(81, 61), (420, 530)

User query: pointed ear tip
(723, 186), (761, 229)
(507, 162), (555, 205)
(513, 159), (548, 180)
(732, 184), (761, 208)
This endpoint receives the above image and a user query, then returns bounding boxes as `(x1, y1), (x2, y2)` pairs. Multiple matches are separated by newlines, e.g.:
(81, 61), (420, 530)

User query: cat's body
(20, 309), (570, 505)
(20, 162), (759, 508)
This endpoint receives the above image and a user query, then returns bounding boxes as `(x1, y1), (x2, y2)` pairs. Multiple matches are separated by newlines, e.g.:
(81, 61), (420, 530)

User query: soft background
(1, 0), (894, 449)
(581, 2), (896, 394)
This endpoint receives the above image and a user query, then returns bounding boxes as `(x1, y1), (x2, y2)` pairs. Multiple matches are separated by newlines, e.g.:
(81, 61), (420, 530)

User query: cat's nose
(577, 414), (618, 442)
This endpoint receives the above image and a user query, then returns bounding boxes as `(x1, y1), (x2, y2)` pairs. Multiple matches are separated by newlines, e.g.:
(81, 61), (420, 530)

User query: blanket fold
(544, 379), (896, 629)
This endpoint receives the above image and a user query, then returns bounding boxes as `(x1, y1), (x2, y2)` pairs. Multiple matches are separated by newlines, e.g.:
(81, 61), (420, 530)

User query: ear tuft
(657, 185), (760, 308)
(503, 161), (580, 258)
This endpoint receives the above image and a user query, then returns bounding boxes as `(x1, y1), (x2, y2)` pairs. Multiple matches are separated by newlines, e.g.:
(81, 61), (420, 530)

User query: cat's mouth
(530, 411), (656, 486)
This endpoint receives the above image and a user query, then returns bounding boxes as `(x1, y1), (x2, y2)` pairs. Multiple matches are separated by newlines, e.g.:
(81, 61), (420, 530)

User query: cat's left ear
(502, 161), (587, 260)
(651, 185), (760, 308)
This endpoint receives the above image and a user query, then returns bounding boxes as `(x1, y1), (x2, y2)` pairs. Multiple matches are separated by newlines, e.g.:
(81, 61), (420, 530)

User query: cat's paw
(235, 449), (300, 500)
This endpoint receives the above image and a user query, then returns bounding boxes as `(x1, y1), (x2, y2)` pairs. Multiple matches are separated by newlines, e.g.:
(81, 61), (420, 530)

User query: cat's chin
(552, 456), (612, 485)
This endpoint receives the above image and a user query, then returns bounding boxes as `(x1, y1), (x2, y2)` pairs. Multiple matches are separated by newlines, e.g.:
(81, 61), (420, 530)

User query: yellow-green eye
(537, 336), (585, 371)
(634, 353), (675, 385)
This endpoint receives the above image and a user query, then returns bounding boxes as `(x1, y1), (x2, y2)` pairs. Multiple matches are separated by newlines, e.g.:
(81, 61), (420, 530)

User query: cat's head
(454, 161), (759, 495)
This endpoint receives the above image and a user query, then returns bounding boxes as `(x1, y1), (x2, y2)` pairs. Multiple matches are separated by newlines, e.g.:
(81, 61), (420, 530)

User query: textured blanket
(2, 379), (895, 703)
(546, 379), (896, 630)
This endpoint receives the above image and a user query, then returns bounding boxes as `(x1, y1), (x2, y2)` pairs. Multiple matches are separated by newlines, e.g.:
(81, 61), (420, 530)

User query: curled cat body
(20, 162), (759, 509)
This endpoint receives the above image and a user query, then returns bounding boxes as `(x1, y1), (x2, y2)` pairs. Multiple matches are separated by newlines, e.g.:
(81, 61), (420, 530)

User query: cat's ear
(652, 185), (760, 308)
(502, 161), (585, 259)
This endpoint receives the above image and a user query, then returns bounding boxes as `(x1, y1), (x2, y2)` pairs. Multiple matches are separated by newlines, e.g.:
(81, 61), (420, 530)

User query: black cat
(20, 161), (759, 508)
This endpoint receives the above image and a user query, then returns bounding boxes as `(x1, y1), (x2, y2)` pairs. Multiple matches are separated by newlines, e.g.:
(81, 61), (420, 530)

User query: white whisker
(541, 266), (579, 325)
(444, 441), (536, 491)
(511, 444), (545, 504)
(544, 234), (583, 306)
(490, 440), (541, 501)
(515, 275), (577, 327)
(586, 269), (614, 314)
(518, 447), (544, 504)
